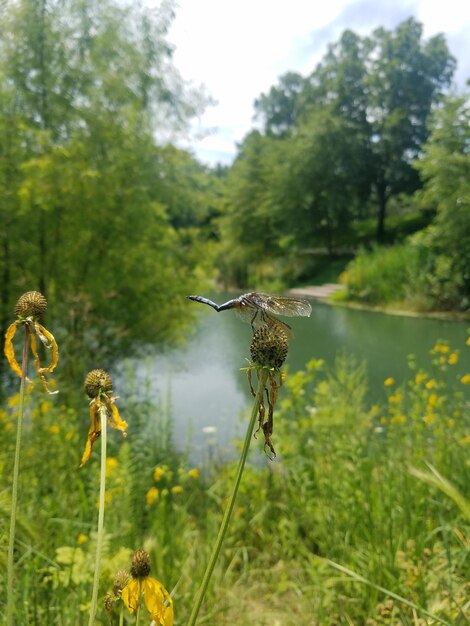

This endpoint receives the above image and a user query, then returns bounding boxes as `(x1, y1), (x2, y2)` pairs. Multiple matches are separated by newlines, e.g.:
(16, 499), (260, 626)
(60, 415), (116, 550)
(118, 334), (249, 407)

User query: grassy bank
(1, 333), (469, 624)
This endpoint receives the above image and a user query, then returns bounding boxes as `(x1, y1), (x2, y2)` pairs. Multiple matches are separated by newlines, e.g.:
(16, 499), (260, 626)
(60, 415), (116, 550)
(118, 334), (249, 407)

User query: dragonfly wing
(236, 306), (294, 337)
(245, 292), (312, 318)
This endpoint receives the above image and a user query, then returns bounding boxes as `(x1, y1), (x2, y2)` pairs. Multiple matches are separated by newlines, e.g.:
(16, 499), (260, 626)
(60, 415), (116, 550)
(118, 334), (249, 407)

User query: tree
(0, 0), (210, 370)
(303, 18), (455, 240)
(253, 71), (305, 137)
(413, 95), (470, 309)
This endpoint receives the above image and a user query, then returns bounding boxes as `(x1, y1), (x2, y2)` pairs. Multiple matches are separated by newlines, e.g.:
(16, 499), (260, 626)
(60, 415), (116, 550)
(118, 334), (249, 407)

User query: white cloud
(168, 0), (470, 166)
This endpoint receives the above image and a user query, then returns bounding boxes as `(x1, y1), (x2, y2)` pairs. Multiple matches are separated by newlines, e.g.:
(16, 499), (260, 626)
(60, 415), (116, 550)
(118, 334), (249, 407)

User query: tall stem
(87, 404), (108, 626)
(7, 327), (30, 626)
(186, 369), (268, 626)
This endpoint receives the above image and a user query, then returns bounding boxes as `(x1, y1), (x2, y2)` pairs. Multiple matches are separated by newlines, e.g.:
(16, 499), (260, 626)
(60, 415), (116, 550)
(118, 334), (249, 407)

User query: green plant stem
(87, 404), (108, 626)
(119, 606), (124, 626)
(135, 604), (141, 626)
(7, 326), (29, 626)
(186, 369), (268, 626)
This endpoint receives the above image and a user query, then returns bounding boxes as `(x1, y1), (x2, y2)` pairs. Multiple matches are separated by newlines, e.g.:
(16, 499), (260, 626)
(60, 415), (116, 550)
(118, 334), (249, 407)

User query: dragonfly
(187, 292), (312, 336)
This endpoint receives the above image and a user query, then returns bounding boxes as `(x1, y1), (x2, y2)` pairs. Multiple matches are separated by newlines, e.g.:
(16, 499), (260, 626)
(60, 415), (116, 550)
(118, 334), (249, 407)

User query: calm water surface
(123, 293), (469, 459)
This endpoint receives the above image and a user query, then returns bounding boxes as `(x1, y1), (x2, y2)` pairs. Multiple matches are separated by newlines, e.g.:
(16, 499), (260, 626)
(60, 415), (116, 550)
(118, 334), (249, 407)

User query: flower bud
(15, 291), (47, 319)
(130, 548), (151, 579)
(84, 369), (113, 398)
(250, 324), (288, 369)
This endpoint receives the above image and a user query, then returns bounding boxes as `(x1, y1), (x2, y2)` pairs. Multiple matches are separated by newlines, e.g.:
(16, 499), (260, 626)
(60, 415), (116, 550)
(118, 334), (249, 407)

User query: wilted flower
(246, 322), (289, 457)
(80, 370), (128, 467)
(4, 291), (59, 394)
(121, 549), (174, 626)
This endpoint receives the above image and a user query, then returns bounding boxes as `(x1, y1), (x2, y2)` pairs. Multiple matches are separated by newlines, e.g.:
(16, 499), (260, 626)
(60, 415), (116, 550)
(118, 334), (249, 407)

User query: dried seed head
(130, 548), (151, 579)
(15, 291), (47, 319)
(250, 324), (288, 369)
(84, 369), (113, 398)
(112, 569), (131, 596)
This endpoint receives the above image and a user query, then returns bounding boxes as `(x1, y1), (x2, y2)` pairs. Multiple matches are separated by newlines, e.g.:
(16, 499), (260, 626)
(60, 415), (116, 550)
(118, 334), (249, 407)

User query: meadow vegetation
(1, 329), (468, 624)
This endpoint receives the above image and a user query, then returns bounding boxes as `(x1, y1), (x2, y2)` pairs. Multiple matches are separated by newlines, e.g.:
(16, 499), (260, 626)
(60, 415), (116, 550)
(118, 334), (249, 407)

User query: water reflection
(122, 293), (469, 458)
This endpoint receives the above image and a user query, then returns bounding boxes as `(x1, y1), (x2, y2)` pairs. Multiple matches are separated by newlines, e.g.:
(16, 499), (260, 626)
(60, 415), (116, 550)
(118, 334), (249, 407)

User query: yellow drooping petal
(143, 578), (174, 626)
(80, 403), (102, 467)
(121, 579), (142, 612)
(35, 322), (59, 372)
(106, 399), (128, 434)
(30, 333), (59, 395)
(4, 322), (22, 378)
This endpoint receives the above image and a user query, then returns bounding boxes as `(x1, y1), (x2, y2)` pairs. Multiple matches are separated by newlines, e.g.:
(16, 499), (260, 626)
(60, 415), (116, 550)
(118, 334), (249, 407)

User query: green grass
(1, 334), (469, 625)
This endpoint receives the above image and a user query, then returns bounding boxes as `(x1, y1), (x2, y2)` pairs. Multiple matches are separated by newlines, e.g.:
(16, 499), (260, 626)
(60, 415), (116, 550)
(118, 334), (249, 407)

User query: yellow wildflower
(414, 372), (426, 384)
(77, 533), (88, 544)
(7, 394), (20, 408)
(187, 468), (200, 479)
(146, 487), (159, 506)
(448, 352), (458, 365)
(427, 393), (438, 408)
(466, 336), (470, 347)
(389, 393), (402, 404)
(122, 549), (173, 626)
(384, 377), (395, 387)
(49, 425), (60, 435)
(4, 291), (59, 394)
(425, 379), (437, 389)
(423, 414), (435, 425)
(171, 485), (183, 495)
(153, 466), (165, 482)
(447, 419), (455, 428)
(380, 416), (387, 425)
(460, 374), (470, 385)
(80, 370), (127, 468)
(106, 457), (119, 477)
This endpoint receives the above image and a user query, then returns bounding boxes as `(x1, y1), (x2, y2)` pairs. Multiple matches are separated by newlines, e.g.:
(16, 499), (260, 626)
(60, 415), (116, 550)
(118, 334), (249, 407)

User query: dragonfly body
(187, 292), (312, 335)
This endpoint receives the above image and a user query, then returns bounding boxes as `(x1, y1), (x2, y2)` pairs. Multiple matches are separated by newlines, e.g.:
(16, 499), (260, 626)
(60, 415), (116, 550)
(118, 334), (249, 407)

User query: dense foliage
(217, 17), (470, 312)
(0, 0), (218, 375)
(1, 335), (468, 624)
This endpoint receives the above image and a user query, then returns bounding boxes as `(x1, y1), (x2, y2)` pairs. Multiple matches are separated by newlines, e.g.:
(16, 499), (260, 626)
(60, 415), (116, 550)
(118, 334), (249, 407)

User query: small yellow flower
(106, 457), (119, 477)
(121, 549), (174, 626)
(80, 370), (128, 468)
(171, 485), (183, 495)
(380, 416), (387, 425)
(187, 468), (200, 479)
(414, 373), (426, 385)
(439, 355), (446, 365)
(153, 466), (165, 482)
(146, 486), (159, 506)
(460, 374), (470, 385)
(384, 377), (395, 387)
(7, 394), (20, 408)
(427, 393), (438, 408)
(466, 336), (470, 347)
(447, 418), (455, 428)
(425, 379), (437, 389)
(48, 425), (60, 435)
(4, 291), (59, 394)
(423, 414), (435, 425)
(77, 533), (88, 544)
(448, 352), (458, 365)
(389, 393), (402, 404)
(65, 431), (74, 441)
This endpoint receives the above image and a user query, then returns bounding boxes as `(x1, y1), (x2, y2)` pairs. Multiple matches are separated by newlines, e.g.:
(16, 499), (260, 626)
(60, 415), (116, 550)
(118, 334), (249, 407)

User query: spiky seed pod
(84, 369), (113, 398)
(15, 291), (47, 320)
(113, 569), (131, 596)
(250, 324), (288, 369)
(130, 548), (151, 579)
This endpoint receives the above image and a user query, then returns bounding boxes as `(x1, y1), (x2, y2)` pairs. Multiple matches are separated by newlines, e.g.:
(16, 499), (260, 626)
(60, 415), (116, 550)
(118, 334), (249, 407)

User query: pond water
(122, 293), (469, 460)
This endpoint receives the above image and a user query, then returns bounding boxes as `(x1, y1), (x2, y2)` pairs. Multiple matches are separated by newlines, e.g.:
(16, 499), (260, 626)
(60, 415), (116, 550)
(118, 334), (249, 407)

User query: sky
(167, 0), (470, 166)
